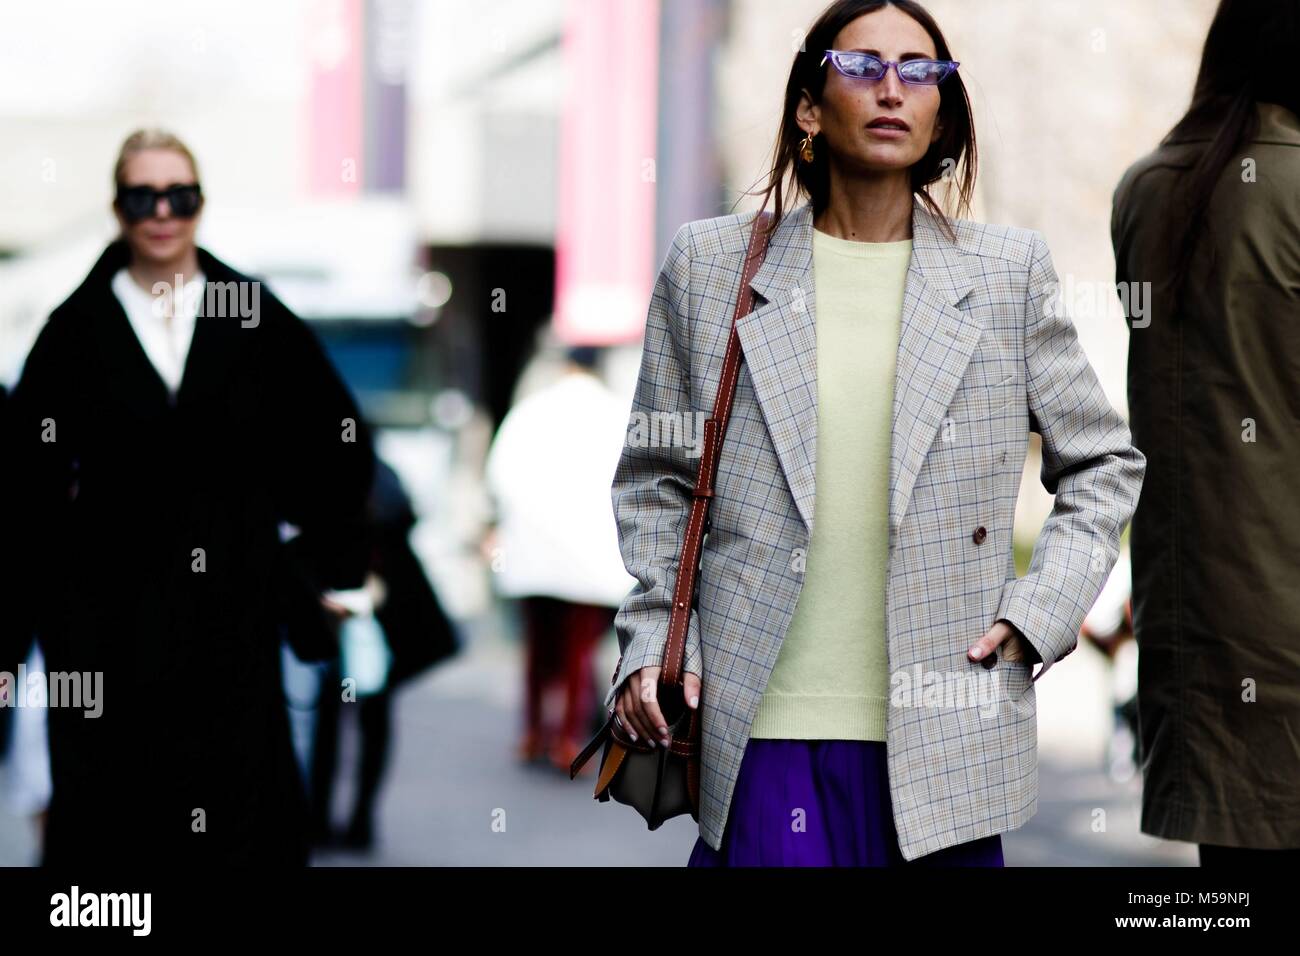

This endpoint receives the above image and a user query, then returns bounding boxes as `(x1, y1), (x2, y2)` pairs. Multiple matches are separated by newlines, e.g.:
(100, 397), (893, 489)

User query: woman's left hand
(968, 619), (1032, 665)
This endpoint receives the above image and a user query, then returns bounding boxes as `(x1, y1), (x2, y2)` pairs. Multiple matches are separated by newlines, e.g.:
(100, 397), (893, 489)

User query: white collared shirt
(110, 267), (205, 394)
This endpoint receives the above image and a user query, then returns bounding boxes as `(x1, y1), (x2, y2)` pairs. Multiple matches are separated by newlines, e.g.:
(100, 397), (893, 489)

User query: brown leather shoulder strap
(660, 209), (775, 688)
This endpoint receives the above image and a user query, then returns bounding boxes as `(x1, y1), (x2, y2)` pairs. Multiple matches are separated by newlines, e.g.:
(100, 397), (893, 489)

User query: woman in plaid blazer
(607, 0), (1145, 865)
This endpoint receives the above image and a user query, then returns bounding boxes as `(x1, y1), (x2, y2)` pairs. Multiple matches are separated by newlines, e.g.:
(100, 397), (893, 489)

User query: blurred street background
(0, 0), (1217, 865)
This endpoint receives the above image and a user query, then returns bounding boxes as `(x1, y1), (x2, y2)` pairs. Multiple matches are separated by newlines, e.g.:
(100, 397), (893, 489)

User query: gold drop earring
(799, 129), (816, 163)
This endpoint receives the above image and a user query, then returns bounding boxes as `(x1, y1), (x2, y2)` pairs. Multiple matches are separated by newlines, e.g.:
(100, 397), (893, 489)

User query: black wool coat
(1, 239), (375, 865)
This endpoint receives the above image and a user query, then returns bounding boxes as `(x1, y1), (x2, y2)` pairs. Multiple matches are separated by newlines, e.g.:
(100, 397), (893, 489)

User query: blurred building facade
(0, 0), (1221, 566)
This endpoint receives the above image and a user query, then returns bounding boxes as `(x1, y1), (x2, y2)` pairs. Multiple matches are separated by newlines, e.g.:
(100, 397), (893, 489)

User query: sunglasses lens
(119, 186), (157, 222)
(117, 184), (202, 221)
(899, 60), (952, 84)
(836, 53), (885, 79)
(167, 185), (201, 218)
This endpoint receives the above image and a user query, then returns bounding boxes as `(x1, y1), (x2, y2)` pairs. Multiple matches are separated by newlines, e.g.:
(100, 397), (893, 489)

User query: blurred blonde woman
(2, 129), (375, 866)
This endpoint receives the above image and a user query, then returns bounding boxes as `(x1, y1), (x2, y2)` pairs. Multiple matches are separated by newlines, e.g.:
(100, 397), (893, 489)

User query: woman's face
(114, 148), (202, 266)
(802, 6), (945, 177)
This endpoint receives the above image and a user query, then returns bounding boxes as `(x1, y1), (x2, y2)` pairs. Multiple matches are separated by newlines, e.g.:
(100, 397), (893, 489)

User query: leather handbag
(569, 209), (776, 829)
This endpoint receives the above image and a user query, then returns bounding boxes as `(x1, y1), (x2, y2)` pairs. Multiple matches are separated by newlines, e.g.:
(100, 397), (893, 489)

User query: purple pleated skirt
(687, 738), (1004, 867)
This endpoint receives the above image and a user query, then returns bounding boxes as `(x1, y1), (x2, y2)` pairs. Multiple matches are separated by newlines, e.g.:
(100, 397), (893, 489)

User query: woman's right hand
(613, 665), (701, 748)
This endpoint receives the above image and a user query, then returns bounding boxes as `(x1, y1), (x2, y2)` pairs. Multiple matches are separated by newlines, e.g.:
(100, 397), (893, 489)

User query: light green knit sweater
(748, 229), (911, 741)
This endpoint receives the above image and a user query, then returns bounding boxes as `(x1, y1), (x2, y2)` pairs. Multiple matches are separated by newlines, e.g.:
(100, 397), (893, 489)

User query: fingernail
(658, 725), (667, 735)
(629, 730), (637, 741)
(689, 695), (699, 708)
(970, 646), (983, 659)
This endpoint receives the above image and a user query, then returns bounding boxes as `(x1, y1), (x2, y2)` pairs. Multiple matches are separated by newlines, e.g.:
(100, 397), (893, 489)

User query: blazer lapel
(735, 203), (819, 531)
(890, 199), (981, 534)
(734, 197), (981, 537)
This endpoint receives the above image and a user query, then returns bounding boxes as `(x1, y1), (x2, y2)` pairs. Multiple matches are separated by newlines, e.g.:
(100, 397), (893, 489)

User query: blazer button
(972, 525), (987, 544)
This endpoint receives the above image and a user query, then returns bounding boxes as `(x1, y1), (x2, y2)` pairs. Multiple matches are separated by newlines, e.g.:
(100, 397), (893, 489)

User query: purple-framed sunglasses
(821, 49), (959, 85)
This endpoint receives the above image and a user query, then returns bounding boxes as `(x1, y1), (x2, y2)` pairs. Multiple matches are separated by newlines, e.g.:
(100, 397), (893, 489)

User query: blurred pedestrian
(483, 345), (634, 773)
(305, 457), (459, 851)
(0, 128), (375, 866)
(1112, 0), (1300, 866)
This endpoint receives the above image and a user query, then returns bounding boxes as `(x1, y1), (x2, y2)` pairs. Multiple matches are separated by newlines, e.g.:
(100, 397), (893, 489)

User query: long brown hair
(1160, 0), (1300, 319)
(741, 0), (978, 244)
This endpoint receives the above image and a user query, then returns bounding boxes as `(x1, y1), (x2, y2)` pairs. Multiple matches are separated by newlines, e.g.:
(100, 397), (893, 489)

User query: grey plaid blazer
(605, 197), (1146, 859)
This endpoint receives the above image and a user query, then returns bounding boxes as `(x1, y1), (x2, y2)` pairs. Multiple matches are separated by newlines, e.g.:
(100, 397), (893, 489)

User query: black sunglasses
(114, 182), (203, 223)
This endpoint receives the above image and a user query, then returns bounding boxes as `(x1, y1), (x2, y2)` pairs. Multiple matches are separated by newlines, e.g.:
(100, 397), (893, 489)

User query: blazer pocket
(989, 374), (1022, 416)
(950, 375), (1018, 423)
(992, 653), (1033, 710)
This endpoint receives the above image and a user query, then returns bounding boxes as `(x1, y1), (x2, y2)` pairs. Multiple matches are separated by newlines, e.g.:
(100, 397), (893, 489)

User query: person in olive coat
(1111, 0), (1300, 864)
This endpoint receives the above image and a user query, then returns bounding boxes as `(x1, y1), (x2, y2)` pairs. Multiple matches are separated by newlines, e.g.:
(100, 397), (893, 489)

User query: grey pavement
(0, 611), (1196, 867)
